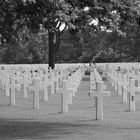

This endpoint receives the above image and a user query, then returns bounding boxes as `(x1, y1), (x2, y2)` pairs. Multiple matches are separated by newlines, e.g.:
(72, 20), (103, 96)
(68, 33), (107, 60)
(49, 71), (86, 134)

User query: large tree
(0, 0), (79, 68)
(0, 0), (140, 67)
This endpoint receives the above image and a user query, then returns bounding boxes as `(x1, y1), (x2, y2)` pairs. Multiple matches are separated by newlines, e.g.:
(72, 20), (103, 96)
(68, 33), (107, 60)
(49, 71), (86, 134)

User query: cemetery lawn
(0, 76), (140, 140)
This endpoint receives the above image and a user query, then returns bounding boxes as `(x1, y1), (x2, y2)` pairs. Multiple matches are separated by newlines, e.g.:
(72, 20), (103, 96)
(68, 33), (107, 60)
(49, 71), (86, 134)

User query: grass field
(0, 76), (140, 140)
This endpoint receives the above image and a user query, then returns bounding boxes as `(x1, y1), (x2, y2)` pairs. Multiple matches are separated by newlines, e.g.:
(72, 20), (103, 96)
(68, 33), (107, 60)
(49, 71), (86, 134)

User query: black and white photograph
(0, 0), (140, 140)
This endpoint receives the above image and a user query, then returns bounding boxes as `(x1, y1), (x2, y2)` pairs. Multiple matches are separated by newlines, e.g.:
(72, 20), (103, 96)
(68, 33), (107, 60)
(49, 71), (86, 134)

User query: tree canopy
(0, 0), (140, 67)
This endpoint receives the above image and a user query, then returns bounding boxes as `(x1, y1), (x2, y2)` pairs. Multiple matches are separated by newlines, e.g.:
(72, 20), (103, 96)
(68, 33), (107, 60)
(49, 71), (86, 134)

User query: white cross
(67, 76), (77, 96)
(5, 74), (10, 97)
(40, 74), (48, 102)
(9, 76), (20, 106)
(124, 79), (140, 112)
(28, 78), (40, 109)
(56, 80), (74, 113)
(71, 73), (81, 89)
(89, 68), (96, 96)
(122, 74), (129, 103)
(48, 70), (55, 95)
(90, 66), (95, 82)
(117, 72), (123, 96)
(22, 72), (28, 98)
(54, 71), (61, 94)
(89, 79), (96, 96)
(91, 81), (110, 120)
(110, 70), (117, 90)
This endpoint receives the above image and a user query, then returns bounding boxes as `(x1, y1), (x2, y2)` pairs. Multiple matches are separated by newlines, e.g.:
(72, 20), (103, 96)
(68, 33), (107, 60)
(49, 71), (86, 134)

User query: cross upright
(112, 70), (118, 90)
(28, 78), (40, 109)
(117, 72), (123, 96)
(40, 74), (48, 102)
(89, 68), (96, 96)
(92, 81), (110, 120)
(56, 80), (74, 113)
(48, 70), (55, 95)
(133, 74), (140, 87)
(5, 74), (10, 97)
(67, 76), (77, 96)
(22, 72), (28, 98)
(122, 74), (129, 103)
(9, 76), (20, 106)
(124, 78), (140, 112)
(90, 66), (95, 82)
(89, 81), (96, 96)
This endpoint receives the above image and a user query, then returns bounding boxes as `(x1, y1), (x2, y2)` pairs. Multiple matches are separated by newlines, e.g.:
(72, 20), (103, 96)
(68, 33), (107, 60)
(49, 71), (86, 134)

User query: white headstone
(56, 80), (74, 113)
(28, 78), (40, 109)
(93, 82), (110, 120)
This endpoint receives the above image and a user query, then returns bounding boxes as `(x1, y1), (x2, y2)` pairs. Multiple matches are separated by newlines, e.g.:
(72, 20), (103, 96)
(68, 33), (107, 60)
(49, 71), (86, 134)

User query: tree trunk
(119, 43), (122, 60)
(106, 46), (109, 62)
(113, 44), (115, 61)
(55, 31), (60, 53)
(48, 26), (65, 68)
(48, 31), (55, 69)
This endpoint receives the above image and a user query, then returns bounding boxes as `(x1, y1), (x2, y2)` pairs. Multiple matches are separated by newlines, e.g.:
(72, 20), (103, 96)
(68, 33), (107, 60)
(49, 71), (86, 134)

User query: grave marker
(124, 79), (140, 112)
(9, 76), (20, 106)
(92, 81), (110, 120)
(40, 74), (48, 102)
(117, 72), (123, 96)
(28, 78), (40, 109)
(5, 74), (10, 97)
(56, 80), (74, 113)
(122, 74), (129, 103)
(22, 72), (28, 98)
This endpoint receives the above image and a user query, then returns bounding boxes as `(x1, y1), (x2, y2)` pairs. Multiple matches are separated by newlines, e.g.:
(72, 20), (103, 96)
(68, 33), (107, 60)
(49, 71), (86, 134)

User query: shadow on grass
(0, 117), (139, 140)
(0, 118), (95, 140)
(82, 77), (90, 81)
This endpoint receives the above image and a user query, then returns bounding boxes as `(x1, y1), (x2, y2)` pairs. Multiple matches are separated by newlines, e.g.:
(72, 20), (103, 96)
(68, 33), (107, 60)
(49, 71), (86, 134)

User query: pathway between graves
(0, 75), (140, 140)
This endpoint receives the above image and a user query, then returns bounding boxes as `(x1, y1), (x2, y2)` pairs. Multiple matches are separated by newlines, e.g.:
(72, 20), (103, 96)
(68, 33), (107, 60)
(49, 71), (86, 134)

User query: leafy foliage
(0, 0), (140, 65)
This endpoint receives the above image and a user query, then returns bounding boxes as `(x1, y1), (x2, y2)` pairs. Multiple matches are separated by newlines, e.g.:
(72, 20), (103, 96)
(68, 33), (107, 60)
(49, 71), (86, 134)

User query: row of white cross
(0, 64), (85, 113)
(88, 64), (110, 120)
(57, 68), (84, 113)
(3, 62), (140, 121)
(98, 63), (140, 112)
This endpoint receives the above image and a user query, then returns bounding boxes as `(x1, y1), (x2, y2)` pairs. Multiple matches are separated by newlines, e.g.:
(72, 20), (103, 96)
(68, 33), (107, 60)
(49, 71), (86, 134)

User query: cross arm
(94, 90), (110, 97)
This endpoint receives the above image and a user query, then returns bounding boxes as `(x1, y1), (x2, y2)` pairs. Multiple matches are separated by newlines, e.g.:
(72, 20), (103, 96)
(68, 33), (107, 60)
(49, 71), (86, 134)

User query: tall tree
(0, 0), (140, 67)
